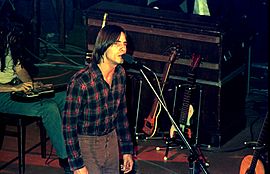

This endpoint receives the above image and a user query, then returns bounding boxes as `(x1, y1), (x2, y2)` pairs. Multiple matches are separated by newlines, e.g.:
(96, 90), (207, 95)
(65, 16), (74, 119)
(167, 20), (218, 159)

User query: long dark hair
(0, 23), (26, 72)
(92, 25), (126, 64)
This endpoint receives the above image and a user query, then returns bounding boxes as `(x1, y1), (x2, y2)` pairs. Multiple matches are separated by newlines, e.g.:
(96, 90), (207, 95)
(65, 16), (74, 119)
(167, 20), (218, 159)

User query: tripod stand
(160, 85), (207, 161)
(139, 67), (210, 174)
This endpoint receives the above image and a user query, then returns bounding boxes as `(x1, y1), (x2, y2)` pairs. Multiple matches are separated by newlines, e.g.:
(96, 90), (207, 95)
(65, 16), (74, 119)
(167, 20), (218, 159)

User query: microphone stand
(138, 68), (209, 174)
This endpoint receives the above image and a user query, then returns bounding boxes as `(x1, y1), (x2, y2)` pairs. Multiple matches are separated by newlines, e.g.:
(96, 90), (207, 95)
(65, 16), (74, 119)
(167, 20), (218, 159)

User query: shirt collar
(88, 63), (121, 78)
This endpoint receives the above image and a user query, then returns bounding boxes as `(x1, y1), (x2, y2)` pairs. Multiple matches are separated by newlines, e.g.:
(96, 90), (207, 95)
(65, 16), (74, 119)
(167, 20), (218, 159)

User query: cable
(38, 37), (83, 66)
(25, 47), (49, 63)
(33, 70), (73, 81)
(200, 145), (248, 153)
(44, 44), (86, 55)
(45, 144), (58, 166)
(46, 53), (84, 57)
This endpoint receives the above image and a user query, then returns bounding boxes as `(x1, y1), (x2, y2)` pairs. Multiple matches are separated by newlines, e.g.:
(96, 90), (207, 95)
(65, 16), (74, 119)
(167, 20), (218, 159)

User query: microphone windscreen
(122, 54), (134, 64)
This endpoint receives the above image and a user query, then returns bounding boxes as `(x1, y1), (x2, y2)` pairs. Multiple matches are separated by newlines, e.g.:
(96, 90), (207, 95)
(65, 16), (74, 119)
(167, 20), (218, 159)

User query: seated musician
(0, 23), (72, 173)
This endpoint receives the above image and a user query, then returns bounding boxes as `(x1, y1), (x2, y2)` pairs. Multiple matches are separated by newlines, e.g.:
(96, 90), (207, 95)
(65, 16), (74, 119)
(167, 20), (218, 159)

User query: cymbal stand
(139, 68), (209, 174)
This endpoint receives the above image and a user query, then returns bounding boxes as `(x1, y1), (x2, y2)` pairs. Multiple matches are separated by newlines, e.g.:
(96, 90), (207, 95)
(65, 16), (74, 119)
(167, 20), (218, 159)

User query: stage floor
(0, 90), (268, 174)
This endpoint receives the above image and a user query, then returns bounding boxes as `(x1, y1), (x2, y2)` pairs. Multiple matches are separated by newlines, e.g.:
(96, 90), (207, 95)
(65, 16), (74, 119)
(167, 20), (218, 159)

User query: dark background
(1, 0), (268, 64)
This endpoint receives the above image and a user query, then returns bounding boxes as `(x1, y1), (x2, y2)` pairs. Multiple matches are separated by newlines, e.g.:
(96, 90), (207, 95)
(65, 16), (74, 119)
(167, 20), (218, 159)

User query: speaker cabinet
(85, 1), (247, 146)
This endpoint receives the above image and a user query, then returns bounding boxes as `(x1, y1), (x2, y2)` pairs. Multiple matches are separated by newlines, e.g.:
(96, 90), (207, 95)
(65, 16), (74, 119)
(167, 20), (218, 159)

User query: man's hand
(74, 166), (88, 174)
(121, 154), (133, 173)
(13, 82), (33, 92)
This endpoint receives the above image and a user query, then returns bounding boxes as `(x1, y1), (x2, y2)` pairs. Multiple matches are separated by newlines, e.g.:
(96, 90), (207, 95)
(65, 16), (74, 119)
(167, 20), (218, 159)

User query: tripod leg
(163, 84), (179, 160)
(164, 141), (170, 160)
(134, 78), (142, 143)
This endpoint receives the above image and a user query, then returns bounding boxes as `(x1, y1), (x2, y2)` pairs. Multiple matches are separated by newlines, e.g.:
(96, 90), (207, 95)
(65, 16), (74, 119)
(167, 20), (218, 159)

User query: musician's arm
(0, 84), (18, 92)
(0, 63), (33, 93)
(14, 62), (33, 83)
(0, 81), (33, 93)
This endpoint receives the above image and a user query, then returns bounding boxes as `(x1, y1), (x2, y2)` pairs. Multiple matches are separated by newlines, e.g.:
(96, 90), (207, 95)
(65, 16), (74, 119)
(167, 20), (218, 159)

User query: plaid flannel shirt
(62, 63), (133, 170)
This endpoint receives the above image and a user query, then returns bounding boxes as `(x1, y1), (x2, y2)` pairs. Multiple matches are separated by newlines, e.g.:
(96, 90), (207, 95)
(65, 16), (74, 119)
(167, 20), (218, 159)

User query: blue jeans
(78, 130), (120, 174)
(0, 91), (68, 159)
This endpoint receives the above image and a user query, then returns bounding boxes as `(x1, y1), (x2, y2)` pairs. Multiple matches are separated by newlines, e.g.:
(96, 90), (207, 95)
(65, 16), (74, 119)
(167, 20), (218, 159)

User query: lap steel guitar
(11, 83), (55, 102)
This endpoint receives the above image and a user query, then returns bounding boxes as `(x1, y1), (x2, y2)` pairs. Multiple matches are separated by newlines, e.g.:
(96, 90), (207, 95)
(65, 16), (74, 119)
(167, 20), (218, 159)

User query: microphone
(122, 54), (151, 71)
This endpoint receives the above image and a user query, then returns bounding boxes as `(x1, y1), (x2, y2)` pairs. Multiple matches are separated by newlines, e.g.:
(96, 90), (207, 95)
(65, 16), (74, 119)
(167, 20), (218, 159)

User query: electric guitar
(142, 46), (180, 137)
(239, 112), (268, 174)
(170, 53), (202, 140)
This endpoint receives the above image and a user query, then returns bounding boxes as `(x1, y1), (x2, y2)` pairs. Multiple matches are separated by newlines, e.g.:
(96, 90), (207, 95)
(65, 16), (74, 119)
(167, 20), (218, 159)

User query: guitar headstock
(167, 44), (182, 63)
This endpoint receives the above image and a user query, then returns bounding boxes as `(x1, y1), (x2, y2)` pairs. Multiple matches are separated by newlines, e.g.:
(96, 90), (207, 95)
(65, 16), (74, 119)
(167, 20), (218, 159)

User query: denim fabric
(78, 130), (120, 174)
(0, 91), (67, 158)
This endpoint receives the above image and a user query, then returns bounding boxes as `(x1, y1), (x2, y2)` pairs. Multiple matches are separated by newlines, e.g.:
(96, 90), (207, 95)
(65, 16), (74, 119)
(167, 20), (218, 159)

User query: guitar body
(239, 113), (268, 174)
(142, 101), (160, 136)
(239, 155), (265, 174)
(170, 104), (194, 139)
(180, 103), (194, 139)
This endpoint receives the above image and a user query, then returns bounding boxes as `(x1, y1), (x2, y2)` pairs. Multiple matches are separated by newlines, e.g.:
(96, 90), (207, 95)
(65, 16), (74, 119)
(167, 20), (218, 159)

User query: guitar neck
(249, 114), (268, 172)
(179, 74), (196, 124)
(142, 49), (178, 136)
(53, 83), (67, 92)
(160, 63), (172, 88)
